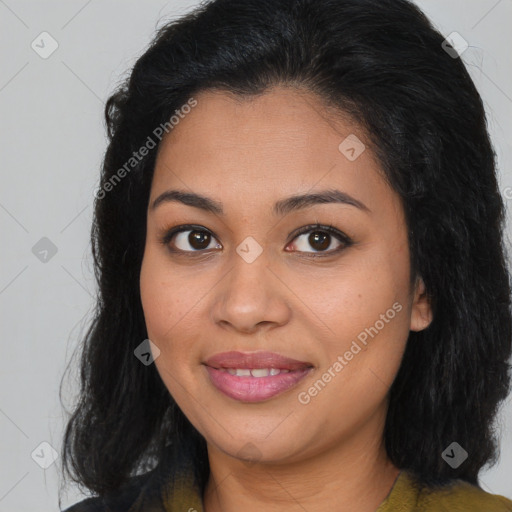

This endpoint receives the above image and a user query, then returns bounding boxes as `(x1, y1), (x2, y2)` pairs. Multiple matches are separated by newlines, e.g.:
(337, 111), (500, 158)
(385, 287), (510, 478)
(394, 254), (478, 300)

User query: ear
(410, 276), (433, 332)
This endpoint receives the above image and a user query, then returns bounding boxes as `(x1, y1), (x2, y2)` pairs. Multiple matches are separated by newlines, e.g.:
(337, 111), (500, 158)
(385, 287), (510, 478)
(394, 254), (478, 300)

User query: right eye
(160, 225), (222, 253)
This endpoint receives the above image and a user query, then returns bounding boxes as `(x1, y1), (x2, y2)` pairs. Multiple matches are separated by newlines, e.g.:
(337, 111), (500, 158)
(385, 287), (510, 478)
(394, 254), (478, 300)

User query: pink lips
(203, 351), (313, 403)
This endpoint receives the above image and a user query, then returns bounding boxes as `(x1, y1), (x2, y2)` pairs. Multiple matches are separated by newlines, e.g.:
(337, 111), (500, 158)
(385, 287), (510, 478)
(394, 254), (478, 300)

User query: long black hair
(59, 0), (512, 504)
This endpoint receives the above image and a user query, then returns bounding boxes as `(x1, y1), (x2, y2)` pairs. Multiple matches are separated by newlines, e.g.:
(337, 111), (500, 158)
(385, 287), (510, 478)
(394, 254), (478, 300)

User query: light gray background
(1, 1), (511, 510)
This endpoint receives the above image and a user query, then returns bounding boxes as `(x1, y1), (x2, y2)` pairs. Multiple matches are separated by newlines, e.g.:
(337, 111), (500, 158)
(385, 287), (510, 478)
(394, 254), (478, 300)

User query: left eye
(290, 229), (344, 253)
(286, 224), (352, 254)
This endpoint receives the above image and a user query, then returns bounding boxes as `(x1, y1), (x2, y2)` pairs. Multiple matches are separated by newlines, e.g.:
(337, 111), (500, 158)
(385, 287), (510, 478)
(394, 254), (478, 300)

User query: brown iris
(308, 231), (330, 251)
(189, 230), (212, 250)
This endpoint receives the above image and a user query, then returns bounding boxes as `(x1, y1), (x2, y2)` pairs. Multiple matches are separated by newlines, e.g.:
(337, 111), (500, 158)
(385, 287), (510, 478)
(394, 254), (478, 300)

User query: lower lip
(204, 366), (312, 402)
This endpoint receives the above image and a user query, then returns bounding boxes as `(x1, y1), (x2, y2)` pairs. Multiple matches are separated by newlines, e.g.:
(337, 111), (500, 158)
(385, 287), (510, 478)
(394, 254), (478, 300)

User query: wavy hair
(60, 0), (512, 504)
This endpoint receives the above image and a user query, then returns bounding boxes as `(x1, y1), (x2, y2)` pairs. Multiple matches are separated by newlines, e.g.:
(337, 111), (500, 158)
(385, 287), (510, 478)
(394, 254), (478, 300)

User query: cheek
(139, 249), (191, 347)
(139, 247), (217, 381)
(139, 251), (203, 403)
(296, 244), (411, 381)
(139, 256), (168, 341)
(294, 253), (408, 334)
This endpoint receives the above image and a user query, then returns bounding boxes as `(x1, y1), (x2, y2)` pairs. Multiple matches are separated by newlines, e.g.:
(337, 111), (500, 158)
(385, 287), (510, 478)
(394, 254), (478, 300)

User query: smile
(204, 365), (312, 402)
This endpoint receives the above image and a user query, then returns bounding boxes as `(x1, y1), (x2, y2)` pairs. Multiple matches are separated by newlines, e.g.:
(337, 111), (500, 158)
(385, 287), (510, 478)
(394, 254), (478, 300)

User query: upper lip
(204, 351), (313, 371)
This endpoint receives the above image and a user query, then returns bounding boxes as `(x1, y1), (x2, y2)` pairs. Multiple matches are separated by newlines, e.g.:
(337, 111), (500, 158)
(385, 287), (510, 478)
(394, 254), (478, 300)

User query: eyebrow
(150, 188), (371, 216)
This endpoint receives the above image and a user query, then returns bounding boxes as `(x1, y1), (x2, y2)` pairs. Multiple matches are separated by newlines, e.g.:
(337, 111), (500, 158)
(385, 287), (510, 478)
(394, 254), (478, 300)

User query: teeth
(222, 368), (291, 377)
(251, 368), (269, 377)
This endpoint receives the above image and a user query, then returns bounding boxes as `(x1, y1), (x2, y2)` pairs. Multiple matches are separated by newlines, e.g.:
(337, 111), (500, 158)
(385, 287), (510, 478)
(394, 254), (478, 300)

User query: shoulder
(61, 470), (156, 512)
(61, 451), (202, 512)
(418, 477), (512, 512)
(381, 471), (512, 512)
(62, 496), (106, 512)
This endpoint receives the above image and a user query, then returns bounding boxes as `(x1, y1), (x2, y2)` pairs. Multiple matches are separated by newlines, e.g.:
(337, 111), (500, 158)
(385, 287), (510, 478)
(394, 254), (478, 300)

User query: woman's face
(140, 86), (432, 466)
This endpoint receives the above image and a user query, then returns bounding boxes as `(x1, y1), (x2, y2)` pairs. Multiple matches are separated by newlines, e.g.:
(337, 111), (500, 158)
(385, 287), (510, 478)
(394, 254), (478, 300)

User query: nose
(211, 250), (292, 335)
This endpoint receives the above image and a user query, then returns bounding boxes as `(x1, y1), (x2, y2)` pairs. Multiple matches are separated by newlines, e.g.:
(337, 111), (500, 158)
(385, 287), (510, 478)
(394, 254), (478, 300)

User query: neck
(203, 423), (400, 512)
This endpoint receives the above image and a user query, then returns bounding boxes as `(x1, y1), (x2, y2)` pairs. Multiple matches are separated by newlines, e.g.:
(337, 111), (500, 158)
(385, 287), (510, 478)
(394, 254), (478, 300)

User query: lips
(204, 351), (313, 371)
(203, 351), (314, 402)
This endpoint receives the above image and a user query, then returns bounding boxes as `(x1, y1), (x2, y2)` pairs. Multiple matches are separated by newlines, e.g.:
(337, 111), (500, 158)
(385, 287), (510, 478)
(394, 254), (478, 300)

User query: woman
(60, 0), (512, 510)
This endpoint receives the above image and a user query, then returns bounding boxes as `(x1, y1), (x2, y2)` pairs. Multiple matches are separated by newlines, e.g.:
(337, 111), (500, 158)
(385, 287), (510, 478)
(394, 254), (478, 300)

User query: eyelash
(159, 223), (353, 257)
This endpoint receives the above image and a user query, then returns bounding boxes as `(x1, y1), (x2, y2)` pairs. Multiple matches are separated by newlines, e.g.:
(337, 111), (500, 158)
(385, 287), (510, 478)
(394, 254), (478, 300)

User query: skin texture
(139, 86), (433, 512)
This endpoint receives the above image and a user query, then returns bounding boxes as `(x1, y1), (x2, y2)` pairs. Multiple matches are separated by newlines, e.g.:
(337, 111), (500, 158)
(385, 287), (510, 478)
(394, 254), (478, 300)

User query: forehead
(151, 86), (400, 221)
(159, 86), (360, 157)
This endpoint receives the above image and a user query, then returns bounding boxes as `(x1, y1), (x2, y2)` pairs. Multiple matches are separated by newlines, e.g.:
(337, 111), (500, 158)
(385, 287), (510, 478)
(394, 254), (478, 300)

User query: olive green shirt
(164, 467), (512, 512)
(64, 463), (512, 511)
